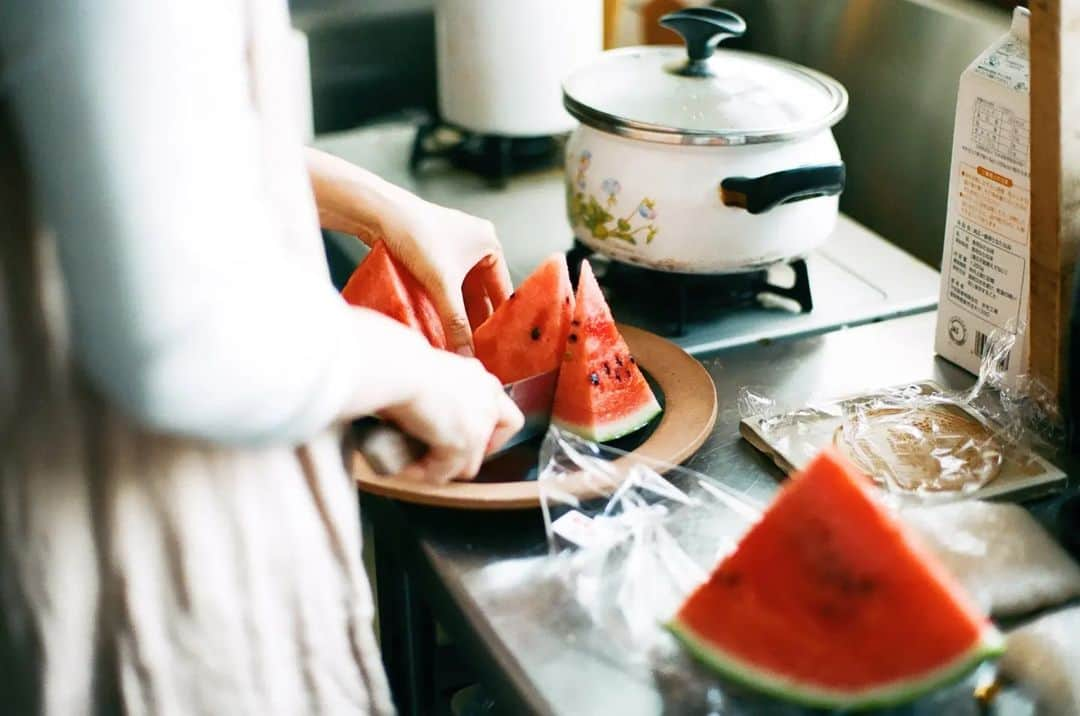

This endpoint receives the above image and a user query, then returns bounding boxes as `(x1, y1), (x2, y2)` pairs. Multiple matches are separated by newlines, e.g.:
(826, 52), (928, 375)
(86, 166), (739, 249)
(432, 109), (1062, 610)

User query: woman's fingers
(396, 383), (522, 483)
(462, 264), (494, 330)
(398, 442), (469, 485)
(460, 391), (518, 477)
(462, 253), (512, 329)
(487, 391), (525, 455)
(460, 435), (487, 480)
(481, 252), (513, 310)
(438, 257), (509, 353)
(400, 429), (484, 484)
(431, 287), (476, 356)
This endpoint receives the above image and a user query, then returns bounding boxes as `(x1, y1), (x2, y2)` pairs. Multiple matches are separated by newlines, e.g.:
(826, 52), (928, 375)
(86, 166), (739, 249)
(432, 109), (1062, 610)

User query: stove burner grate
(566, 241), (814, 337)
(410, 120), (564, 187)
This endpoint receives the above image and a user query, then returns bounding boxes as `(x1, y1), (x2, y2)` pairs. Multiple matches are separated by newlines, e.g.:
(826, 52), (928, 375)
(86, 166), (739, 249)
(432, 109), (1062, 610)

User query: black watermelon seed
(568, 334), (578, 343)
(571, 320), (581, 327)
(530, 327), (541, 340)
(603, 363), (611, 375)
(564, 296), (570, 305)
(509, 292), (516, 299)
(629, 356), (636, 364)
(615, 356), (623, 367)
(818, 603), (846, 622)
(589, 373), (600, 386)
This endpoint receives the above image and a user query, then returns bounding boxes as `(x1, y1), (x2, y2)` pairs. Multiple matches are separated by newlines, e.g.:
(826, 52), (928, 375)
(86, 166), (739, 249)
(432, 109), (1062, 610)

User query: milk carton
(935, 7), (1030, 380)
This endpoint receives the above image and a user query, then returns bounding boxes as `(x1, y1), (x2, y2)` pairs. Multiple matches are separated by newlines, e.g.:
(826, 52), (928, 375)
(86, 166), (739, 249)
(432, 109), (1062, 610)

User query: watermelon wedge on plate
(473, 254), (575, 385)
(341, 240), (447, 349)
(551, 260), (661, 442)
(668, 447), (1005, 710)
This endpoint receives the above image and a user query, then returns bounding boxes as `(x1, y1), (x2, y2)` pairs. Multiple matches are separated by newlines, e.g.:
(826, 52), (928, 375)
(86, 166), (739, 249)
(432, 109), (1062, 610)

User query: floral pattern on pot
(568, 150), (659, 245)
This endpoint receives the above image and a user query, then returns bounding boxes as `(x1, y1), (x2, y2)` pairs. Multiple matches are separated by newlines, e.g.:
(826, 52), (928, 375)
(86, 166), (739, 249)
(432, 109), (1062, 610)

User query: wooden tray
(352, 325), (718, 510)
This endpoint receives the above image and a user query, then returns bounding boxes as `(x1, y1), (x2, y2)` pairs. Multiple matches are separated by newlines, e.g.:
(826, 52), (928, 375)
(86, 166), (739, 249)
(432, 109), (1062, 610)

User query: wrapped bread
(902, 501), (1080, 618)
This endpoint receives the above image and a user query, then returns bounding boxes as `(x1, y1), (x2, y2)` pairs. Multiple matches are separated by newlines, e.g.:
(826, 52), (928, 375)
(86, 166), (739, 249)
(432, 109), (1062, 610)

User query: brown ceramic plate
(352, 324), (718, 510)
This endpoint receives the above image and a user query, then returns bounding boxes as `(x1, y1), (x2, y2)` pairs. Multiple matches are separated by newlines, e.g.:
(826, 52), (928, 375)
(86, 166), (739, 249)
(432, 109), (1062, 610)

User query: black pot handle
(660, 7), (746, 77)
(720, 164), (846, 215)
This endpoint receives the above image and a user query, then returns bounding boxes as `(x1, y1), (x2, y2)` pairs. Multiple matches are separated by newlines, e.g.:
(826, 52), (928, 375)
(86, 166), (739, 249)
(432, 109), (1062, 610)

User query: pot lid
(562, 7), (848, 146)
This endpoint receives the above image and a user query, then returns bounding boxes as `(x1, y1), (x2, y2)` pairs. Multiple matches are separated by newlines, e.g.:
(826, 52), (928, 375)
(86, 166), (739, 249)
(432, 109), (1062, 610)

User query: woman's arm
(306, 147), (416, 241)
(0, 0), (440, 445)
(305, 148), (513, 353)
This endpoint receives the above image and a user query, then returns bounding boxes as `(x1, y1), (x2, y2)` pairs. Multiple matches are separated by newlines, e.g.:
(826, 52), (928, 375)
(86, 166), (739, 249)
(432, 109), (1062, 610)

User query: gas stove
(559, 235), (927, 354)
(316, 120), (940, 356)
(410, 120), (564, 188)
(568, 242), (815, 338)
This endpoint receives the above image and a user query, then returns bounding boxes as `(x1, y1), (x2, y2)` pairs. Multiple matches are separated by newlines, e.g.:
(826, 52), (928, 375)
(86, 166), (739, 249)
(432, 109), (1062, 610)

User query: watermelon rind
(551, 398), (662, 443)
(666, 618), (1005, 710)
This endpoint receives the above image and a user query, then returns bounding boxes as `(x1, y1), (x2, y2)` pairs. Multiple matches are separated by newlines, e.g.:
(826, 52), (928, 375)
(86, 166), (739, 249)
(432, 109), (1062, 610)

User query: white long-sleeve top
(1, 0), (421, 445)
(0, 1), (401, 713)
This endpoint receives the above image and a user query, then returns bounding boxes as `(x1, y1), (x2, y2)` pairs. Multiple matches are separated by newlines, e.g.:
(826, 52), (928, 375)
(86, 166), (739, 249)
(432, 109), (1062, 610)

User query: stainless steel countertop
(314, 121), (941, 355)
(320, 122), (1056, 713)
(379, 312), (1061, 715)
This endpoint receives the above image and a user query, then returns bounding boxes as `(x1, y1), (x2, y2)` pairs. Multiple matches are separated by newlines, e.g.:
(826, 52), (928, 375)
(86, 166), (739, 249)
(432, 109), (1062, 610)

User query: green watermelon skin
(668, 621), (1003, 710)
(552, 407), (662, 443)
(666, 448), (1004, 710)
(551, 260), (660, 442)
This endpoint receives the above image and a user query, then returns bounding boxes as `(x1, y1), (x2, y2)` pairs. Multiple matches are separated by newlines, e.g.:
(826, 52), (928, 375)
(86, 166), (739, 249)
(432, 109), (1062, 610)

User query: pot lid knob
(660, 7), (746, 77)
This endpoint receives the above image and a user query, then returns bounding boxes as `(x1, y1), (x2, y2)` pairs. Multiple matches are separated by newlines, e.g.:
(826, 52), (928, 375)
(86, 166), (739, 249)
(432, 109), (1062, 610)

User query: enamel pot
(562, 7), (849, 273)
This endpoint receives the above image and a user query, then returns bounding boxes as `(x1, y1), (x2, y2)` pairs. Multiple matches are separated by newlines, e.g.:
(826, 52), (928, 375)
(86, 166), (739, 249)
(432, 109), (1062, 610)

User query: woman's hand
(378, 195), (513, 355)
(306, 148), (512, 355)
(379, 348), (524, 483)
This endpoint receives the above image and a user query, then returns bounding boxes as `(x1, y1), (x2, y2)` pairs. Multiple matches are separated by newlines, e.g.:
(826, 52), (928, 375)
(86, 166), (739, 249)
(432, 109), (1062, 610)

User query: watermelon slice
(668, 448), (1005, 710)
(550, 260), (661, 441)
(473, 254), (575, 385)
(341, 241), (447, 349)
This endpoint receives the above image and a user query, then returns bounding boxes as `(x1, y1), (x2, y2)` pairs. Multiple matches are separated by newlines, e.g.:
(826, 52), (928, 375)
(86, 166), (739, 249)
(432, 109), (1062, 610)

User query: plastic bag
(741, 327), (1063, 497)
(536, 428), (762, 657)
(463, 427), (989, 713)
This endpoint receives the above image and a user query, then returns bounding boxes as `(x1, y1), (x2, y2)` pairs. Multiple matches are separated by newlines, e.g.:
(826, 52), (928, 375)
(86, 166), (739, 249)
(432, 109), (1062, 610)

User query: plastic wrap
(741, 327), (1064, 498)
(537, 428), (762, 657)
(461, 427), (992, 712)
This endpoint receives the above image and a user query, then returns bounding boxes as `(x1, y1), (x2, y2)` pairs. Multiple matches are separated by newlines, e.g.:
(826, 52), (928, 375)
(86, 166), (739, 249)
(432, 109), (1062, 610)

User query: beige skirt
(0, 203), (394, 716)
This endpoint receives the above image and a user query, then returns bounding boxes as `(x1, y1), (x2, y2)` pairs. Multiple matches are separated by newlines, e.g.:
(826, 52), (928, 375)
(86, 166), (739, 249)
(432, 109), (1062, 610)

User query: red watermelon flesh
(668, 447), (1004, 710)
(473, 254), (574, 385)
(550, 260), (661, 442)
(341, 241), (447, 349)
(407, 283), (447, 351)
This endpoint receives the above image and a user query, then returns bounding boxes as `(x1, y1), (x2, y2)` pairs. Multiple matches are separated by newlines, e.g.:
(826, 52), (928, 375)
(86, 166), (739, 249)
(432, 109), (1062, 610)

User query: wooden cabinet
(1029, 0), (1080, 401)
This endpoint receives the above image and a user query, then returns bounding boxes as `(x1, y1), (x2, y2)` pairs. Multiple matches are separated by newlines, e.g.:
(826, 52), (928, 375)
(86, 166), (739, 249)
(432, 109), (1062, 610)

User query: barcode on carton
(973, 330), (1011, 371)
